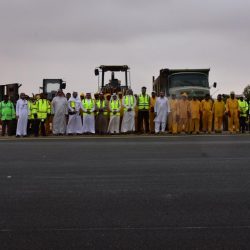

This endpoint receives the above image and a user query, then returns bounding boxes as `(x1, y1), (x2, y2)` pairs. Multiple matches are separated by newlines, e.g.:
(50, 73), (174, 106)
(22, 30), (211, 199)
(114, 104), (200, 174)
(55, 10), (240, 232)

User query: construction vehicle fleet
(0, 66), (218, 102)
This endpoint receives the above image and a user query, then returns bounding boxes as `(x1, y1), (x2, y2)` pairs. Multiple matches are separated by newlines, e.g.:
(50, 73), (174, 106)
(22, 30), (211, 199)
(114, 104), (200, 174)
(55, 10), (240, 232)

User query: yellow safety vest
(238, 100), (248, 117)
(82, 99), (94, 113)
(110, 100), (120, 116)
(37, 99), (50, 119)
(96, 100), (108, 115)
(138, 94), (150, 110)
(124, 95), (135, 111)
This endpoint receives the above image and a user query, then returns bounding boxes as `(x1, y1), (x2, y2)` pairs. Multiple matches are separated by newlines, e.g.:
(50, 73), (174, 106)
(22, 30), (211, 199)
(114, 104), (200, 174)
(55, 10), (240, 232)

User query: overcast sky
(0, 0), (249, 96)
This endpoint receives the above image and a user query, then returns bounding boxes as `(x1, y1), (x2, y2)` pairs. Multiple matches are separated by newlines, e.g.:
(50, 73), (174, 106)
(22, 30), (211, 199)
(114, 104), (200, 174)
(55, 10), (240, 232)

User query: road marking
(1, 225), (250, 232)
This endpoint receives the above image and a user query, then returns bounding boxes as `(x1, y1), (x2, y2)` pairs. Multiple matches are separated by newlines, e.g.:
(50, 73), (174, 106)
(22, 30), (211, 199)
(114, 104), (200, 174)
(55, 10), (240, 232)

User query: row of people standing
(0, 88), (249, 137)
(167, 91), (249, 134)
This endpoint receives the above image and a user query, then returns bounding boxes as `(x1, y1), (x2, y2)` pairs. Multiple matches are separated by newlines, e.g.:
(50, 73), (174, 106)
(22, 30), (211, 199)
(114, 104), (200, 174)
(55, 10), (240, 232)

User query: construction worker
(67, 92), (83, 135)
(238, 95), (248, 133)
(149, 91), (157, 133)
(35, 93), (51, 136)
(95, 93), (108, 134)
(213, 94), (225, 133)
(28, 97), (38, 135)
(16, 93), (29, 137)
(82, 93), (95, 134)
(201, 94), (213, 133)
(137, 86), (150, 133)
(118, 92), (124, 130)
(0, 95), (15, 136)
(189, 95), (201, 134)
(168, 94), (179, 134)
(108, 93), (121, 134)
(154, 91), (170, 134)
(226, 91), (239, 133)
(134, 94), (139, 132)
(121, 89), (136, 133)
(177, 93), (190, 133)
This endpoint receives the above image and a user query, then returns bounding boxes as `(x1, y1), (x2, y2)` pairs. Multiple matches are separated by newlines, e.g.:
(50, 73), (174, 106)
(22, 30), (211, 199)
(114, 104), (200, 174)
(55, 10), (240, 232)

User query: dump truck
(153, 68), (216, 98)
(94, 65), (131, 94)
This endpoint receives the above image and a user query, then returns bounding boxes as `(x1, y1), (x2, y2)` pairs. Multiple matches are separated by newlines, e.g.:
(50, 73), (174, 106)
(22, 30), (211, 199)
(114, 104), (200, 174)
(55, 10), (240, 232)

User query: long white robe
(67, 97), (83, 134)
(154, 97), (170, 132)
(121, 95), (136, 133)
(16, 99), (29, 136)
(51, 96), (68, 135)
(82, 99), (95, 134)
(108, 98), (121, 134)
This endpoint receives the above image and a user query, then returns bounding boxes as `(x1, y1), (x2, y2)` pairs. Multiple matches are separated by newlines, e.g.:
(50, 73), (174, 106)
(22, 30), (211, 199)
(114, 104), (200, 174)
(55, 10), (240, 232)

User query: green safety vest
(138, 94), (150, 110)
(124, 95), (135, 111)
(82, 99), (94, 113)
(96, 100), (108, 115)
(110, 99), (120, 116)
(37, 99), (50, 119)
(238, 100), (249, 117)
(0, 101), (15, 120)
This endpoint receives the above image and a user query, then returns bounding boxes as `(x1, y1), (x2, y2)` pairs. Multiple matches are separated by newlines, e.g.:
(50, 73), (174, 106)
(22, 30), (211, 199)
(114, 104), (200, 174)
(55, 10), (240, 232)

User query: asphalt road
(0, 135), (250, 250)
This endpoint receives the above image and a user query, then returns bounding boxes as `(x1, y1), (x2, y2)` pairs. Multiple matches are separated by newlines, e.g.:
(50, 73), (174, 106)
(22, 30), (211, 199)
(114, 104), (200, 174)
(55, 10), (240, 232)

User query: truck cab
(153, 68), (216, 98)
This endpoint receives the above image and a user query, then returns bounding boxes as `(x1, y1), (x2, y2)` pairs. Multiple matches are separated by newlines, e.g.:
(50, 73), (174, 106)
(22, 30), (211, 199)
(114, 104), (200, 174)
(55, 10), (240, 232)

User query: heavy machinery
(0, 83), (22, 102)
(41, 79), (66, 100)
(153, 68), (217, 98)
(94, 65), (131, 94)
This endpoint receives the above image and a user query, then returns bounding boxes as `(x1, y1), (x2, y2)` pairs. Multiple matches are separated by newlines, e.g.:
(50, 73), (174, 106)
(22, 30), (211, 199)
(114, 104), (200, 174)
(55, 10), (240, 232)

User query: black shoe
(16, 135), (21, 138)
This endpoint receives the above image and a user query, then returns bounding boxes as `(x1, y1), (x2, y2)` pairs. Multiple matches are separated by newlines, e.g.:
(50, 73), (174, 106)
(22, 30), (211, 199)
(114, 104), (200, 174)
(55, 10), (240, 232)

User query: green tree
(243, 85), (250, 100)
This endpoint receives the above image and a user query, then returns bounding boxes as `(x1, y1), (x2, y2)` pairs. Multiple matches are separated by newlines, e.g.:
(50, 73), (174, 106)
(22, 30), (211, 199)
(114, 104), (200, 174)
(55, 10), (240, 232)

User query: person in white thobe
(82, 93), (95, 134)
(16, 93), (29, 137)
(51, 90), (68, 135)
(66, 92), (83, 135)
(154, 92), (170, 133)
(108, 94), (121, 134)
(121, 89), (136, 133)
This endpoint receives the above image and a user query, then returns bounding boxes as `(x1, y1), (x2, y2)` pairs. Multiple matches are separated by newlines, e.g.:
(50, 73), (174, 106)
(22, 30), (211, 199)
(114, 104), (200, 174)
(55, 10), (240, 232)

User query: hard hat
(181, 92), (188, 97)
(80, 92), (85, 96)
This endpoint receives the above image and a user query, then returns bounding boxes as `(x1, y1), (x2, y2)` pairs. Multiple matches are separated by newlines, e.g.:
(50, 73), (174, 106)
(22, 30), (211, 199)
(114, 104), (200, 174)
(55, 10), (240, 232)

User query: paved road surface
(0, 135), (250, 249)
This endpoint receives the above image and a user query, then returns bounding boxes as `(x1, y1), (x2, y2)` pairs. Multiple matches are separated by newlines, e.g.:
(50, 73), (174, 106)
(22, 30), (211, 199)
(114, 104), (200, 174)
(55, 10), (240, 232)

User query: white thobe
(154, 97), (170, 132)
(51, 96), (68, 135)
(67, 97), (83, 134)
(108, 99), (121, 134)
(16, 99), (29, 136)
(82, 99), (95, 134)
(121, 95), (136, 133)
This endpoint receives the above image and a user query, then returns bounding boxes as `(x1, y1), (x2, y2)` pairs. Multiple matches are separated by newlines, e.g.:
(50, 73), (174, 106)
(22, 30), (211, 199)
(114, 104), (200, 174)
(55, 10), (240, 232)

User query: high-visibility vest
(28, 101), (38, 119)
(82, 99), (94, 113)
(96, 100), (108, 115)
(238, 100), (248, 117)
(124, 95), (135, 111)
(138, 94), (150, 110)
(37, 99), (50, 119)
(110, 99), (120, 116)
(0, 101), (15, 120)
(70, 101), (75, 108)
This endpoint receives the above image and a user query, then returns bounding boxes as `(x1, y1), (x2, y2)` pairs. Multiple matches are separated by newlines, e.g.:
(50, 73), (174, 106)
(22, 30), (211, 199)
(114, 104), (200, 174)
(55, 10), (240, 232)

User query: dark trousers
(138, 110), (149, 133)
(239, 116), (247, 133)
(1, 120), (12, 136)
(34, 119), (46, 136)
